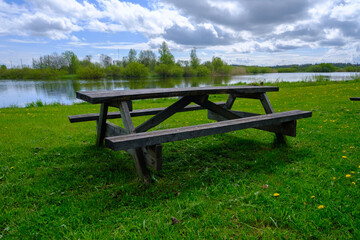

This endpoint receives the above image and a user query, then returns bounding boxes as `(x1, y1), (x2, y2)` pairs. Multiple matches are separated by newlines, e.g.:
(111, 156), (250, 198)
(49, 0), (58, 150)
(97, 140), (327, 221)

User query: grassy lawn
(1, 80), (359, 239)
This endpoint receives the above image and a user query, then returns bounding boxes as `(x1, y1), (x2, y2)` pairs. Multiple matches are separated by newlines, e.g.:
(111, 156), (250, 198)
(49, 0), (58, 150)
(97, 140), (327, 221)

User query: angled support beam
(225, 94), (236, 109)
(193, 95), (239, 120)
(135, 96), (193, 133)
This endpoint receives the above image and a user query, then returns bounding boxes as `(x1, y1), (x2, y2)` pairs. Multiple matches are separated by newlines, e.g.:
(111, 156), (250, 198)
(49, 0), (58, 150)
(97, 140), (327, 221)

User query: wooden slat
(105, 110), (312, 151)
(68, 102), (226, 123)
(350, 97), (360, 101)
(208, 110), (297, 137)
(76, 86), (279, 104)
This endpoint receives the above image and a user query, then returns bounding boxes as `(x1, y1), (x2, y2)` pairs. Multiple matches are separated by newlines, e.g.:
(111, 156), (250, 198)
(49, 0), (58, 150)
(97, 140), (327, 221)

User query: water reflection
(0, 72), (358, 108)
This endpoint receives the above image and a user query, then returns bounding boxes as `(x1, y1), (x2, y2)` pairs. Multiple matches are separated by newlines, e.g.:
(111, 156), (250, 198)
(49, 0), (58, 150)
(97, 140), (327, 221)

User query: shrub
(77, 64), (105, 79)
(168, 65), (184, 77)
(183, 67), (197, 77)
(123, 62), (148, 78)
(196, 65), (211, 76)
(155, 64), (170, 77)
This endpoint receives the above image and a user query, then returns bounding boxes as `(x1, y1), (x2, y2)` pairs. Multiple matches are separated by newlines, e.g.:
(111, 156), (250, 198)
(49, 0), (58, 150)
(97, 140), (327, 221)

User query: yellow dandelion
(352, 182), (356, 185)
(311, 196), (315, 199)
(350, 146), (354, 149)
(332, 177), (336, 180)
(342, 150), (346, 153)
(351, 171), (355, 174)
(342, 156), (347, 159)
(318, 205), (325, 209)
(10, 166), (14, 170)
(346, 174), (351, 178)
(273, 193), (280, 197)
(358, 165), (360, 169)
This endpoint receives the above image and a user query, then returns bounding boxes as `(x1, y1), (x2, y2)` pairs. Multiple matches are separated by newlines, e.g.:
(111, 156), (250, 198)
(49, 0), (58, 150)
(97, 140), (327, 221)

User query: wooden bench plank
(76, 86), (279, 104)
(105, 110), (312, 151)
(350, 97), (360, 101)
(68, 102), (226, 123)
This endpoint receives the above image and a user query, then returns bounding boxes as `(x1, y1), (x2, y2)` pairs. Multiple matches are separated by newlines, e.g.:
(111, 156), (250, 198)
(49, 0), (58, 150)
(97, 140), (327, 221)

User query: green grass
(1, 81), (360, 239)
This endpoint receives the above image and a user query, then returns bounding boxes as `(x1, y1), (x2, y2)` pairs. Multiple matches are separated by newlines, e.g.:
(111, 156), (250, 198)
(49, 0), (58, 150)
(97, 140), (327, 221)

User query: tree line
(0, 42), (230, 80)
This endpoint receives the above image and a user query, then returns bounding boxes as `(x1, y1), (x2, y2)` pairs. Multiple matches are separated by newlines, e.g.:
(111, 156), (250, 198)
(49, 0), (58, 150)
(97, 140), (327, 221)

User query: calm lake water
(0, 72), (358, 108)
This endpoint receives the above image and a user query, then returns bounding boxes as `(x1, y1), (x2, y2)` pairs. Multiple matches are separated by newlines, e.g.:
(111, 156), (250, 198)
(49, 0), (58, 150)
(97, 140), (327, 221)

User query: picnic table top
(76, 86), (279, 104)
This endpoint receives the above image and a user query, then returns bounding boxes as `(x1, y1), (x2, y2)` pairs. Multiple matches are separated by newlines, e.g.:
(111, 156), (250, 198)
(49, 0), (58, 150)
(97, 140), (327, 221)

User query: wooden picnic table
(70, 86), (312, 184)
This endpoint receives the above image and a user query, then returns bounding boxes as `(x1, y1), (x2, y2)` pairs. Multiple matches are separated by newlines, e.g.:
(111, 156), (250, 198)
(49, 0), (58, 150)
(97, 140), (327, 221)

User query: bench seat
(68, 102), (226, 123)
(105, 110), (312, 151)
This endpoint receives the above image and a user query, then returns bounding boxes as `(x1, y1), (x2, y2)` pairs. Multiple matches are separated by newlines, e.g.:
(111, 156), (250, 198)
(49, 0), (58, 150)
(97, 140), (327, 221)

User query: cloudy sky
(1, 0), (360, 67)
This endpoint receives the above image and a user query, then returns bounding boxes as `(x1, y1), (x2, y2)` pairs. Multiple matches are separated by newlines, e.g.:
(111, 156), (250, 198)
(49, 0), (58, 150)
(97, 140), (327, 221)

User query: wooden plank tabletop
(76, 86), (279, 104)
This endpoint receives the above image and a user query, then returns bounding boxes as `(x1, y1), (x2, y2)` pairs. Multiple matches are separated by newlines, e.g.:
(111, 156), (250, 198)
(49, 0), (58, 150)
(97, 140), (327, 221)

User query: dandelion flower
(352, 182), (356, 185)
(350, 146), (354, 149)
(332, 177), (336, 180)
(351, 171), (355, 174)
(10, 166), (14, 170)
(273, 193), (280, 197)
(318, 205), (325, 209)
(346, 174), (351, 178)
(342, 156), (347, 159)
(311, 196), (315, 199)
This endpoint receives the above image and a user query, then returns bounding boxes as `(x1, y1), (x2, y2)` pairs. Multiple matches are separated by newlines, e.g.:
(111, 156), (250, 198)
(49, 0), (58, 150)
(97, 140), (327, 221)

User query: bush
(105, 65), (124, 78)
(168, 65), (184, 77)
(183, 67), (197, 77)
(77, 64), (105, 79)
(123, 62), (148, 78)
(196, 65), (211, 76)
(306, 63), (337, 72)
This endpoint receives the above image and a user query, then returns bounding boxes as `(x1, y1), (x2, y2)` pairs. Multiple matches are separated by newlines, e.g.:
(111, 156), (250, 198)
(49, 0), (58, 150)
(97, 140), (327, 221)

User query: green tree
(128, 49), (137, 63)
(158, 41), (175, 65)
(190, 47), (200, 69)
(62, 51), (79, 74)
(211, 57), (224, 72)
(139, 50), (156, 70)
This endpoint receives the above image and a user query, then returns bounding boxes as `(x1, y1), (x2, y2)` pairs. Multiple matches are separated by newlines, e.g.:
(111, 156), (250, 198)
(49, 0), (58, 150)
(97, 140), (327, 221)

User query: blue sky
(1, 0), (360, 67)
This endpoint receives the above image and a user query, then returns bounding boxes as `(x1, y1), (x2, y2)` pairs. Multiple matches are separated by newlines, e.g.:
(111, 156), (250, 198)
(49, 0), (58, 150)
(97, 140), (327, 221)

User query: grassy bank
(1, 81), (359, 238)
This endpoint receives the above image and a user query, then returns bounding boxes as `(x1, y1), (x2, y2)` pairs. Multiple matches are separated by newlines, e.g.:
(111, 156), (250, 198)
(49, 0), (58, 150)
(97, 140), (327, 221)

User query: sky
(1, 0), (360, 67)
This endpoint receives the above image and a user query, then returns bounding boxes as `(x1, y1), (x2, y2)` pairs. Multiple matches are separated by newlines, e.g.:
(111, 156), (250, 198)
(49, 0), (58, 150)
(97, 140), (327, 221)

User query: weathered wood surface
(118, 101), (150, 184)
(76, 86), (279, 104)
(350, 97), (360, 101)
(207, 110), (297, 137)
(96, 103), (108, 146)
(68, 102), (226, 123)
(142, 145), (162, 171)
(105, 110), (312, 151)
(136, 96), (193, 133)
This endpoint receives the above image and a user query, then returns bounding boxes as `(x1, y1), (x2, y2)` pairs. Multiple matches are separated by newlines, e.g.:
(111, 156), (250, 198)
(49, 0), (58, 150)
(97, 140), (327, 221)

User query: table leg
(118, 101), (150, 184)
(225, 94), (236, 109)
(96, 103), (109, 146)
(260, 93), (287, 144)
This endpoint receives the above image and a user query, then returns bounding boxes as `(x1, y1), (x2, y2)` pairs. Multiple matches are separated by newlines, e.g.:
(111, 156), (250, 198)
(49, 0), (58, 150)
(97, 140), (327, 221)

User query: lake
(0, 72), (358, 108)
